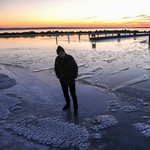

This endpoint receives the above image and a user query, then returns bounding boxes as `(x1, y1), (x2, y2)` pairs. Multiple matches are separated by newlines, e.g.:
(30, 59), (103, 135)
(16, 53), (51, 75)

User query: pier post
(78, 33), (80, 43)
(55, 33), (58, 44)
(92, 42), (96, 49)
(68, 33), (70, 43)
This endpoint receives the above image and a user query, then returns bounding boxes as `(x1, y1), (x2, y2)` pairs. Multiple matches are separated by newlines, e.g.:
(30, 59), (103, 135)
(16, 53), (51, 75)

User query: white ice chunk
(111, 67), (129, 74)
(77, 75), (92, 80)
(143, 66), (150, 70)
(78, 63), (85, 67)
(114, 74), (148, 90)
(33, 67), (53, 72)
(122, 59), (134, 64)
(102, 57), (118, 63)
(90, 65), (103, 73)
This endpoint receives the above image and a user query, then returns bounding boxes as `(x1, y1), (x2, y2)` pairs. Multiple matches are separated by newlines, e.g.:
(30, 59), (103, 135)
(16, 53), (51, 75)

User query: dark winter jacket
(54, 54), (78, 85)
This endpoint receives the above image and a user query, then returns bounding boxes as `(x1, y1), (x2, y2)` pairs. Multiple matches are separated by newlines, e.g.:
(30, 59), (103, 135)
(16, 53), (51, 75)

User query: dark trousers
(61, 84), (78, 110)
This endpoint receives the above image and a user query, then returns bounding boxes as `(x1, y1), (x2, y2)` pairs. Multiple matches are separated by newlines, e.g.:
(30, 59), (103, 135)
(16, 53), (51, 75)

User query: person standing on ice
(54, 46), (78, 113)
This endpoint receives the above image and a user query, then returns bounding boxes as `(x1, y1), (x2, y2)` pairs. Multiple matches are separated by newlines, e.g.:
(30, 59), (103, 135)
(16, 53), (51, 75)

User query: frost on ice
(92, 115), (118, 132)
(6, 116), (89, 149)
(0, 95), (21, 120)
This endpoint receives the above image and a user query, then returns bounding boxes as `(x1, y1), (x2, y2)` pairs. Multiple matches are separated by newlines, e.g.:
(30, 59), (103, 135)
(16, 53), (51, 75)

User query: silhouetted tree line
(0, 29), (150, 37)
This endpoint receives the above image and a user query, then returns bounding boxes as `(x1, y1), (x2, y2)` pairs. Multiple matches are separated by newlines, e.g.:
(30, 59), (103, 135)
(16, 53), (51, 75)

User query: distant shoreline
(0, 29), (150, 38)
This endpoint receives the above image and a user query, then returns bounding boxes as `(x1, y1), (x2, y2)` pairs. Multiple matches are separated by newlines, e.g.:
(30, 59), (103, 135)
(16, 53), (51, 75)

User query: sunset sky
(1, 0), (150, 28)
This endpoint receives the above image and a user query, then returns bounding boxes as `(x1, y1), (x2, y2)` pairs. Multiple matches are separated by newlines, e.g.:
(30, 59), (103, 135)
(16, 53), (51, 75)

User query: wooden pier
(90, 32), (150, 41)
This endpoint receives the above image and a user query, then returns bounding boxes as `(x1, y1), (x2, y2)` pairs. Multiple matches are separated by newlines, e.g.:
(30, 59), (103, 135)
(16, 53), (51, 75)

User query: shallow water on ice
(0, 35), (150, 89)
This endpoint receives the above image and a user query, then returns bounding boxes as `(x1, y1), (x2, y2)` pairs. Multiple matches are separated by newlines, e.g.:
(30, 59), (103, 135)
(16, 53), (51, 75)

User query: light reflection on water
(0, 34), (150, 90)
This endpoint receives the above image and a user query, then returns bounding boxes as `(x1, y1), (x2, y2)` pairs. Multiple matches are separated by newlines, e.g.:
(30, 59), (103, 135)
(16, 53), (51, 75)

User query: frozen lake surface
(1, 35), (150, 149)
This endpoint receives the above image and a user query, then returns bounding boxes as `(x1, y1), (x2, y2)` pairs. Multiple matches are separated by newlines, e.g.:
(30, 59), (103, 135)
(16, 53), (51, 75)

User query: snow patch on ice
(107, 101), (121, 112)
(123, 105), (139, 112)
(142, 116), (150, 123)
(142, 116), (150, 119)
(92, 115), (118, 132)
(6, 116), (89, 149)
(0, 95), (21, 120)
(135, 123), (150, 138)
(102, 57), (118, 63)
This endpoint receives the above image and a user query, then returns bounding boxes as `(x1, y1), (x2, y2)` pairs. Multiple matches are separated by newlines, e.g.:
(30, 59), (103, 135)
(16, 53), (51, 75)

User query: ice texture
(0, 95), (21, 120)
(6, 116), (89, 149)
(92, 115), (118, 132)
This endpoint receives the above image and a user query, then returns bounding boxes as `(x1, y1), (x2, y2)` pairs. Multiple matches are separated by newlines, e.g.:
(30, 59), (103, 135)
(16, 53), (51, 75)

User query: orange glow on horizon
(0, 20), (147, 29)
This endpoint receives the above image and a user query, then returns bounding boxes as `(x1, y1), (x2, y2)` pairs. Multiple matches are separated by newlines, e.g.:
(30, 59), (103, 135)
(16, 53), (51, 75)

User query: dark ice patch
(114, 86), (150, 101)
(0, 74), (16, 90)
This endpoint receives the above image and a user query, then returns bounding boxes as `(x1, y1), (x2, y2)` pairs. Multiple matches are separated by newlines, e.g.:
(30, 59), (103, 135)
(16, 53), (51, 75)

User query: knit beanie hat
(56, 46), (65, 54)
